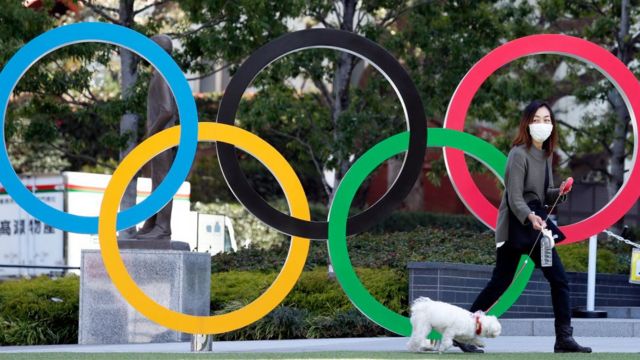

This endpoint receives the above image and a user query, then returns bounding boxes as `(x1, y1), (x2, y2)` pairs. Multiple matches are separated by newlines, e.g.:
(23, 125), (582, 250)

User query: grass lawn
(0, 353), (637, 360)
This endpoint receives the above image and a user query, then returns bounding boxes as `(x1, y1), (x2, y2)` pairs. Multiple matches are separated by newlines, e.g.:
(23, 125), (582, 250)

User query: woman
(455, 100), (592, 353)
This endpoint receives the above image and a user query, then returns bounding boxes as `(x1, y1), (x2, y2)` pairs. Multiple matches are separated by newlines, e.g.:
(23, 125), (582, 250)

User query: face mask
(529, 123), (553, 143)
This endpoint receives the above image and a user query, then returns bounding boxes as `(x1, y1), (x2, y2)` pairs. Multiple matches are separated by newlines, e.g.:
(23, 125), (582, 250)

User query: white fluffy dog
(407, 297), (502, 353)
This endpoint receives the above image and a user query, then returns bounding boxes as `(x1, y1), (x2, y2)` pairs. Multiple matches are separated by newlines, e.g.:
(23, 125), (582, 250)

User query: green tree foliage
(1, 1), (150, 174)
(5, 1), (637, 224)
(177, 1), (411, 206)
(537, 1), (640, 217)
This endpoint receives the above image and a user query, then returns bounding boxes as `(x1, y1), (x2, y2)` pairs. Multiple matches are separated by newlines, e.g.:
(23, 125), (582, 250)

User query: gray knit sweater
(495, 144), (567, 247)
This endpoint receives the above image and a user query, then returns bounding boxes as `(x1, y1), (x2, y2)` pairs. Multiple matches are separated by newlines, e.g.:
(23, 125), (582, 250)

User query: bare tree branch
(308, 73), (334, 109)
(269, 127), (332, 198)
(49, 142), (117, 170)
(79, 0), (120, 24)
(310, 92), (328, 108)
(557, 119), (613, 156)
(332, 2), (342, 27)
(134, 0), (169, 15)
(558, 146), (613, 178)
(379, 0), (430, 29)
(354, 8), (368, 32)
(302, 107), (332, 199)
(629, 31), (640, 47)
(12, 139), (116, 171)
(543, 16), (596, 35)
(588, 0), (606, 16)
(81, 0), (118, 13)
(167, 18), (226, 38)
(61, 91), (93, 108)
(167, 1), (229, 38)
(307, 5), (335, 29)
(186, 63), (231, 81)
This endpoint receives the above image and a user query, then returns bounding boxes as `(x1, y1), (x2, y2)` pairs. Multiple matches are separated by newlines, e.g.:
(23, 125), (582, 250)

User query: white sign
(63, 171), (194, 269)
(0, 176), (64, 277)
(197, 214), (236, 254)
(631, 248), (640, 284)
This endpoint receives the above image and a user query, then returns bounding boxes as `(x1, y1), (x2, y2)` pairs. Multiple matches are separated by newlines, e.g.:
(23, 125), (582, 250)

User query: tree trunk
(329, 0), (357, 202)
(607, 89), (629, 229)
(606, 0), (631, 232)
(118, 0), (139, 237)
(327, 0), (357, 279)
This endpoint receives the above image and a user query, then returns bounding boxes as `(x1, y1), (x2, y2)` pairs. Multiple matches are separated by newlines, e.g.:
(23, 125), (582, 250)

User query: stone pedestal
(79, 249), (210, 344)
(117, 239), (190, 251)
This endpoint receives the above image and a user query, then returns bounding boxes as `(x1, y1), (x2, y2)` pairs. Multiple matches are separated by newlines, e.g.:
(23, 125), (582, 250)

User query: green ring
(327, 128), (535, 338)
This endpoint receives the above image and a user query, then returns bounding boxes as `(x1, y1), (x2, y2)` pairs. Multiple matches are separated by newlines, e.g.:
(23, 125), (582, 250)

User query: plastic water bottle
(541, 234), (553, 267)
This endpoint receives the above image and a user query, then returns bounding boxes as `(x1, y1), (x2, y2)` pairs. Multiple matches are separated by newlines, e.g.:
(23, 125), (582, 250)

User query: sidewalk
(500, 318), (640, 337)
(0, 336), (638, 353)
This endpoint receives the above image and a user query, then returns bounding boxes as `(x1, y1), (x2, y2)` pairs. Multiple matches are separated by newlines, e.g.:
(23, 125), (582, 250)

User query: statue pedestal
(117, 239), (190, 251)
(78, 249), (210, 344)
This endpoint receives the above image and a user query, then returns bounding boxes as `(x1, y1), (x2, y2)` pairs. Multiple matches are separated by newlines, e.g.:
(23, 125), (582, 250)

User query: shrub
(284, 268), (407, 316)
(210, 271), (277, 311)
(370, 211), (487, 233)
(211, 226), (497, 272)
(302, 206), (486, 233)
(211, 225), (631, 274)
(212, 302), (309, 341)
(211, 268), (407, 316)
(0, 317), (62, 346)
(0, 275), (78, 345)
(556, 241), (628, 274)
(306, 308), (391, 338)
(209, 267), (406, 341)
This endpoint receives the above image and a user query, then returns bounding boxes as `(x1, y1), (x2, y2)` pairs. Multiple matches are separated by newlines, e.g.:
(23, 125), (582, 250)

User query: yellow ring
(98, 123), (310, 334)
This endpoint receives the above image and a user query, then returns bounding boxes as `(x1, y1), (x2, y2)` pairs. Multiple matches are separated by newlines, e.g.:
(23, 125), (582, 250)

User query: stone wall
(408, 261), (640, 318)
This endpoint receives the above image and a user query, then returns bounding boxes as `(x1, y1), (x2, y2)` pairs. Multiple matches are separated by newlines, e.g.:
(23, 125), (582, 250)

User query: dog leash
(484, 180), (570, 314)
(525, 187), (564, 258)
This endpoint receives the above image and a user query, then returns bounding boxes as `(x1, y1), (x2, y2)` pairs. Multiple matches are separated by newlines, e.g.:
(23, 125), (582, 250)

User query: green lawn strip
(0, 353), (637, 360)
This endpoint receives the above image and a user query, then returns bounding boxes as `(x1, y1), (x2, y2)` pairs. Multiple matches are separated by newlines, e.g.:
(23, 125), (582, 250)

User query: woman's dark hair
(512, 99), (558, 157)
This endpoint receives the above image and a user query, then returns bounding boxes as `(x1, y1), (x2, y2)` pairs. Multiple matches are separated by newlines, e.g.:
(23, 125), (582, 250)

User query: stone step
(500, 318), (640, 337)
(599, 306), (640, 319)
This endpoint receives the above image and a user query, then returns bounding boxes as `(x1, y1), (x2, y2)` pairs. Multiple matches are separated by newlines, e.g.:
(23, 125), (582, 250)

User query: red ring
(443, 34), (640, 244)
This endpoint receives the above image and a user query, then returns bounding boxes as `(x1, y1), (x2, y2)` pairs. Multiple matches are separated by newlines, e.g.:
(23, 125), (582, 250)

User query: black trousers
(469, 241), (571, 329)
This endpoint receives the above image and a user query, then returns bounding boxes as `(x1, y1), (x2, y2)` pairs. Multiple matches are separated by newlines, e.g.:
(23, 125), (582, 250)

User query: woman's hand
(541, 228), (555, 248)
(527, 213), (547, 231)
(559, 177), (574, 195)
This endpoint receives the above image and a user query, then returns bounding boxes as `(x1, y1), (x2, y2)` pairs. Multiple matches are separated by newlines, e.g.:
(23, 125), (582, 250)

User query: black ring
(216, 28), (426, 239)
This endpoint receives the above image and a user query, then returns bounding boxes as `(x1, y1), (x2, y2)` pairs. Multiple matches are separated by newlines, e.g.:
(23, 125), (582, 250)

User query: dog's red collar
(475, 317), (482, 336)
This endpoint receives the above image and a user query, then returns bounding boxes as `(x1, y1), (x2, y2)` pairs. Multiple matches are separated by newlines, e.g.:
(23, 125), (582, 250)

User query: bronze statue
(134, 34), (178, 240)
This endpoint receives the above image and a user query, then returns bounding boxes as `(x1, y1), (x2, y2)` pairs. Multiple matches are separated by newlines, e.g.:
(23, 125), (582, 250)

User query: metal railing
(0, 264), (80, 270)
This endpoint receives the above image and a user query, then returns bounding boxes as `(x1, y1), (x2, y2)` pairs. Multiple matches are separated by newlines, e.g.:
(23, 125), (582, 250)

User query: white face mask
(529, 123), (553, 143)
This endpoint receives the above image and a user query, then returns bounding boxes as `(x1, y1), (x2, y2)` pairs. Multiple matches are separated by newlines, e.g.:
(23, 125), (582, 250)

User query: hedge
(211, 226), (497, 273)
(0, 275), (78, 345)
(0, 267), (404, 345)
(212, 225), (630, 274)
(211, 268), (407, 316)
(210, 268), (405, 340)
(212, 305), (392, 341)
(556, 241), (629, 274)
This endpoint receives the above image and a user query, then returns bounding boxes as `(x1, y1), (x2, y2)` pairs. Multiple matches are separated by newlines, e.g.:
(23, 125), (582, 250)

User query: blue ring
(0, 22), (198, 233)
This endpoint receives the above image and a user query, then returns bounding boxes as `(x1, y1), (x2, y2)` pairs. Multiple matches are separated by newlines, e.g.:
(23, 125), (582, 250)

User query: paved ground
(0, 336), (638, 354)
(500, 318), (640, 337)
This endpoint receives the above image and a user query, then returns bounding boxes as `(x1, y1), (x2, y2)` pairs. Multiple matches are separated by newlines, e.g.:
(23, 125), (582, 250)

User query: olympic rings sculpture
(1, 22), (639, 336)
